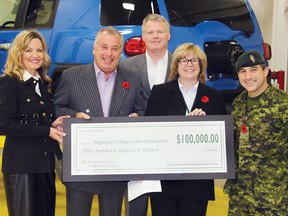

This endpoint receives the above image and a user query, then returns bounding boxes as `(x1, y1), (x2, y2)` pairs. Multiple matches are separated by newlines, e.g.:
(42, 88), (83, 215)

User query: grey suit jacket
(119, 53), (172, 100)
(53, 63), (147, 193)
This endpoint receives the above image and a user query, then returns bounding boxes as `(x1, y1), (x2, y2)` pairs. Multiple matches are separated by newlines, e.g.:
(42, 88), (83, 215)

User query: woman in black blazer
(0, 30), (68, 216)
(145, 43), (227, 216)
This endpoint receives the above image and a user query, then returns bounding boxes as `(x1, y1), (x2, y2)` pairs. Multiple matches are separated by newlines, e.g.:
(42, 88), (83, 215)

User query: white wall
(249, 0), (273, 46)
(249, 0), (288, 91)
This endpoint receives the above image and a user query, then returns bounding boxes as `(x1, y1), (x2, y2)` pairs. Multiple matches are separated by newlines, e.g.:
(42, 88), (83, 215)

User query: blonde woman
(145, 43), (226, 216)
(0, 30), (68, 216)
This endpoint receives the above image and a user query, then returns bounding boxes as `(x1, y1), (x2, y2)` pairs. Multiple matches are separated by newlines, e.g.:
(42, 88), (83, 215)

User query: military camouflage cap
(235, 50), (266, 72)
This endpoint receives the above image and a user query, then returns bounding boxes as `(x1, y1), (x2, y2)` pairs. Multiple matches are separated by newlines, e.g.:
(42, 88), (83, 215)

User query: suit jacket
(0, 75), (60, 174)
(53, 63), (147, 193)
(119, 53), (172, 101)
(145, 79), (227, 200)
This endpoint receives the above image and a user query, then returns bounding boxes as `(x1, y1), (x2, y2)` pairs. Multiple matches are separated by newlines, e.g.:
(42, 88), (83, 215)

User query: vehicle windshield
(101, 0), (160, 25)
(164, 0), (254, 33)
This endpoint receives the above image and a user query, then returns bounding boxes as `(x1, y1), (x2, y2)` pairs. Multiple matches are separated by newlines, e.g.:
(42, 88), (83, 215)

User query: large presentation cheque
(62, 115), (235, 182)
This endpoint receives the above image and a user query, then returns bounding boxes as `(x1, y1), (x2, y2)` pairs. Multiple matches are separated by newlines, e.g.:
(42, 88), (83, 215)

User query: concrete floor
(0, 134), (228, 215)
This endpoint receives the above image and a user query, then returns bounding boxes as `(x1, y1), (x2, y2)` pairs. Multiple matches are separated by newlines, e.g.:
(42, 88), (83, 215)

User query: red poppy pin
(201, 96), (209, 103)
(122, 81), (130, 89)
(241, 124), (247, 133)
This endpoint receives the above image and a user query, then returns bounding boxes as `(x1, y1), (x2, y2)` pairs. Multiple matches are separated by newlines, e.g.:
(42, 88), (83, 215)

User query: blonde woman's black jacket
(0, 75), (62, 174)
(145, 79), (227, 200)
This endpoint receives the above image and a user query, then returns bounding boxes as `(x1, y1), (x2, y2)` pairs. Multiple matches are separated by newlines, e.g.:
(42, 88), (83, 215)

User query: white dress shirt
(178, 79), (199, 115)
(146, 51), (168, 89)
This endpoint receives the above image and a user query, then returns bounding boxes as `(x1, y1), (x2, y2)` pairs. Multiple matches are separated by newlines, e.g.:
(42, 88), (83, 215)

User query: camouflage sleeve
(283, 100), (288, 128)
(284, 101), (288, 158)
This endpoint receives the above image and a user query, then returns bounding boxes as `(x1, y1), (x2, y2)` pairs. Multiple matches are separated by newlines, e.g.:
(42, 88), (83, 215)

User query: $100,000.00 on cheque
(62, 115), (235, 182)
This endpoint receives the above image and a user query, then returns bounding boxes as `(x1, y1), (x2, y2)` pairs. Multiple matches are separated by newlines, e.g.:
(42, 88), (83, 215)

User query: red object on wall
(271, 70), (285, 90)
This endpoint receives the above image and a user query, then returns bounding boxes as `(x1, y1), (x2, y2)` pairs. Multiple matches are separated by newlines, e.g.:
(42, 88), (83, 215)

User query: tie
(32, 78), (42, 96)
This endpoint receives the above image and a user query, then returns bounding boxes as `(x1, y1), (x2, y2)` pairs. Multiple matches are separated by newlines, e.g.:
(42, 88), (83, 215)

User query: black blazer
(145, 79), (227, 200)
(0, 75), (61, 173)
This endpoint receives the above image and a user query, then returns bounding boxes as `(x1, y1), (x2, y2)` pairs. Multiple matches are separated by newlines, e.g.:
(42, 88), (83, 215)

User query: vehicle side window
(164, 0), (254, 33)
(101, 0), (160, 25)
(24, 0), (57, 28)
(0, 0), (21, 28)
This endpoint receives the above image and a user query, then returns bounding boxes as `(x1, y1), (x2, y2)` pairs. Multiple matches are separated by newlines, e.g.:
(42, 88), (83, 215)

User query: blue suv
(0, 0), (271, 100)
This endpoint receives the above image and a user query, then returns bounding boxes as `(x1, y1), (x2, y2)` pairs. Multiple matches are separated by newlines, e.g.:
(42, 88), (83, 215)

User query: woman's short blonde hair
(169, 43), (207, 84)
(3, 30), (52, 89)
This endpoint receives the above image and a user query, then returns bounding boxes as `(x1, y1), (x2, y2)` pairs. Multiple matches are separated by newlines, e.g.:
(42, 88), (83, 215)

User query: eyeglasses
(178, 58), (200, 66)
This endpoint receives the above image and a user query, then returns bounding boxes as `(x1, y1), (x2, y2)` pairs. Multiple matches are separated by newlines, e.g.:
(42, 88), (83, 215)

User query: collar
(94, 62), (117, 78)
(178, 78), (199, 91)
(23, 70), (40, 81)
(233, 85), (272, 112)
(145, 50), (168, 65)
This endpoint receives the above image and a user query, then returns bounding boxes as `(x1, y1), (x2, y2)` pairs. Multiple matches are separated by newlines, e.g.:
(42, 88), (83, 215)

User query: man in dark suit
(119, 14), (171, 216)
(53, 27), (146, 216)
(120, 13), (172, 101)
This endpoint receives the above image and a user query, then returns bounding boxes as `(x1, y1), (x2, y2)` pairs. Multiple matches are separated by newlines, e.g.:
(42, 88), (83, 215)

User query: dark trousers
(3, 172), (56, 216)
(151, 195), (208, 216)
(66, 187), (124, 216)
(124, 191), (149, 216)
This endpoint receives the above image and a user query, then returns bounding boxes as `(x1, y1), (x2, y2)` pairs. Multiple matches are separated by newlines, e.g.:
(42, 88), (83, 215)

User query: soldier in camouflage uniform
(224, 51), (288, 215)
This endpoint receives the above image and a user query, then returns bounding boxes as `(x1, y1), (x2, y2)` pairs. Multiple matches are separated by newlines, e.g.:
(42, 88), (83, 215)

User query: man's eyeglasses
(178, 58), (200, 66)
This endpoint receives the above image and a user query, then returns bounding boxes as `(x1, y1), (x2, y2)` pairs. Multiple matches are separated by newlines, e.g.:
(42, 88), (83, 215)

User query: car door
(0, 0), (58, 74)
